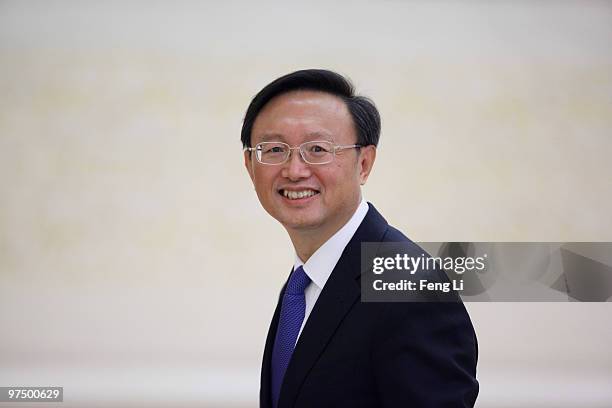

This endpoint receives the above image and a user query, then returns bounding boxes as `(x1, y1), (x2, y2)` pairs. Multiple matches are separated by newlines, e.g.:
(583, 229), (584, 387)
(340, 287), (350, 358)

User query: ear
(244, 149), (255, 183)
(358, 145), (376, 185)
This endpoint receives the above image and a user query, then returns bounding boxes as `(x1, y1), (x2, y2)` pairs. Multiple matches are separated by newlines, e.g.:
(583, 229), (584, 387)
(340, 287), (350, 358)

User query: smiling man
(242, 69), (478, 408)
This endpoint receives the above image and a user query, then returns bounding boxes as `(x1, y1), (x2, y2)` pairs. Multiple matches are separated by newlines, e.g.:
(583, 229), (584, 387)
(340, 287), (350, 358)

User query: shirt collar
(294, 198), (369, 290)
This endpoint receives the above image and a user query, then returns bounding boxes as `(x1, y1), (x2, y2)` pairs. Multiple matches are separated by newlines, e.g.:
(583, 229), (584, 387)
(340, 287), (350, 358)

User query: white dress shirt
(293, 198), (369, 341)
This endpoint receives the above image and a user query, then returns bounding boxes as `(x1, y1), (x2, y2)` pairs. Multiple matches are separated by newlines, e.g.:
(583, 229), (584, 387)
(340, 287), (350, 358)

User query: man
(242, 69), (479, 407)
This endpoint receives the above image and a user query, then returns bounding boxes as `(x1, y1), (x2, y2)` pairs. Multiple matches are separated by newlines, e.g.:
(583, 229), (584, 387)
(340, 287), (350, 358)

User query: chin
(278, 214), (324, 232)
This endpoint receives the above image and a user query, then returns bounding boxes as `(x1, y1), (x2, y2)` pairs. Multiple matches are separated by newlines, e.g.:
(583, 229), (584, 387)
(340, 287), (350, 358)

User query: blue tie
(271, 265), (311, 408)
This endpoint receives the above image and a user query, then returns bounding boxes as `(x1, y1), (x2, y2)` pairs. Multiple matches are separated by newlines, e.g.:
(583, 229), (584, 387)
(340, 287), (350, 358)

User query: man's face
(245, 90), (375, 236)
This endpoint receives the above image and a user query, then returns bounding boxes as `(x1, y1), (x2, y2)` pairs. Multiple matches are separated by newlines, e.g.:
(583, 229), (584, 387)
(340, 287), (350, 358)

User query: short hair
(241, 69), (381, 148)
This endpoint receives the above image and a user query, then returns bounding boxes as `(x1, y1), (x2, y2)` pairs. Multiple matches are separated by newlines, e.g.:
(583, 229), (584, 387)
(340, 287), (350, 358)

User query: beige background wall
(1, 1), (611, 407)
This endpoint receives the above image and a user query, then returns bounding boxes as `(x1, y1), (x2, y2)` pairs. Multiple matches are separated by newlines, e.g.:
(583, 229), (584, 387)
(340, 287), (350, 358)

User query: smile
(279, 189), (320, 200)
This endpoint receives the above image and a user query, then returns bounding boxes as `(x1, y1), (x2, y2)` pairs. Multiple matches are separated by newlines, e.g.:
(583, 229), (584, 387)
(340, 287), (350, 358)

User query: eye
(260, 144), (286, 154)
(308, 143), (331, 153)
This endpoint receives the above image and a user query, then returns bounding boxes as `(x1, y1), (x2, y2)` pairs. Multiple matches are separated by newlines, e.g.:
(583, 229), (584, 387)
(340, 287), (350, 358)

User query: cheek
(317, 167), (354, 196)
(323, 166), (361, 203)
(326, 162), (359, 184)
(253, 168), (278, 191)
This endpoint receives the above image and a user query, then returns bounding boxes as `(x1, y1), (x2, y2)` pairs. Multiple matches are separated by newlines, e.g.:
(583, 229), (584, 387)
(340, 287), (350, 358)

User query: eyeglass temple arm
(334, 144), (362, 151)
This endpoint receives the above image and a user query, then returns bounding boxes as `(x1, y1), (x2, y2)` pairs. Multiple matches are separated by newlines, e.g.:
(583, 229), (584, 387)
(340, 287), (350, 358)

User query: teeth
(283, 190), (318, 200)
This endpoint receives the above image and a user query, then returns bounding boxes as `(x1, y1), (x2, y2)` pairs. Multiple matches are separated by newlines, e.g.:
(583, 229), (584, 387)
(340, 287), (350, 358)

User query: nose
(281, 148), (312, 181)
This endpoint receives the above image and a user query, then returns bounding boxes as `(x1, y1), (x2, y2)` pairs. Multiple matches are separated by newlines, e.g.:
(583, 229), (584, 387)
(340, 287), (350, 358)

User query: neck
(286, 200), (361, 262)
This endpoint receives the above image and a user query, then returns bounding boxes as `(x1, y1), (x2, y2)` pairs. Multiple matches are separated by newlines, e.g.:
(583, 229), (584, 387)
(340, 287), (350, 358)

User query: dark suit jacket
(260, 203), (479, 407)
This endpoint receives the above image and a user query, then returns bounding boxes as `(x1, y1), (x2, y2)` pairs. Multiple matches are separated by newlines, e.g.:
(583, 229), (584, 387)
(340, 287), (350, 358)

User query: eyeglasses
(244, 140), (362, 165)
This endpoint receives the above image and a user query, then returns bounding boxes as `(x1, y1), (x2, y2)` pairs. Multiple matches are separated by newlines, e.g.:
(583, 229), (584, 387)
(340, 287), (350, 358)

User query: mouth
(278, 188), (320, 201)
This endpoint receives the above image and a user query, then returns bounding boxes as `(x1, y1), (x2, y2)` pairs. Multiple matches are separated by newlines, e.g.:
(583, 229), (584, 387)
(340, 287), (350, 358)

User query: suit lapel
(277, 203), (389, 407)
(260, 278), (288, 408)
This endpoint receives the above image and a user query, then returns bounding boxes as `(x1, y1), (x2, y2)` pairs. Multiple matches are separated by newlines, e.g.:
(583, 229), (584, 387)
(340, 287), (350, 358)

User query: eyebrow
(257, 131), (335, 143)
(259, 133), (286, 142)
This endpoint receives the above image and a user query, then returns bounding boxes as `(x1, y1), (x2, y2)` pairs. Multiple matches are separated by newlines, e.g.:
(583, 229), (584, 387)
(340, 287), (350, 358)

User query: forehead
(251, 90), (355, 144)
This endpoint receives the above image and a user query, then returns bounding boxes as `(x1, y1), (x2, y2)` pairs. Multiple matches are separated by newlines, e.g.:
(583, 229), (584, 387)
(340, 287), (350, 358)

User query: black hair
(241, 69), (381, 148)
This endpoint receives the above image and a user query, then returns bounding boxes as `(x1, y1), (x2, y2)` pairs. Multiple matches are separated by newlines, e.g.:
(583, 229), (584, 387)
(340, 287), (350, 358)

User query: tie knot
(286, 266), (310, 295)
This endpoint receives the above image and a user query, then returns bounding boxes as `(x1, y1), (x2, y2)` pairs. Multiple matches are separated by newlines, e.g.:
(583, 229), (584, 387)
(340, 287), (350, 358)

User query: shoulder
(381, 223), (411, 242)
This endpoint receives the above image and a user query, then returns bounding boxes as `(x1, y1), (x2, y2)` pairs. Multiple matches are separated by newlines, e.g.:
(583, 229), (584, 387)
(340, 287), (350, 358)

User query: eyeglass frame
(244, 140), (363, 165)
